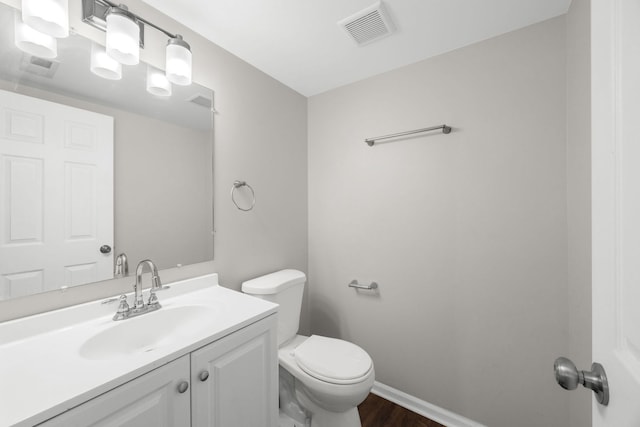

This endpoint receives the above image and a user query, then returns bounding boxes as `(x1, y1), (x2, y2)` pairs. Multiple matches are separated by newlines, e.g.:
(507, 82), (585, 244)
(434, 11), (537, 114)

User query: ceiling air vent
(187, 94), (213, 110)
(19, 55), (59, 78)
(338, 1), (395, 46)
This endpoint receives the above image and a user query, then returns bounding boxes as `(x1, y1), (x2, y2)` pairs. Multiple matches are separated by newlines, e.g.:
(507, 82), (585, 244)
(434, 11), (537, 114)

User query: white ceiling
(141, 0), (572, 97)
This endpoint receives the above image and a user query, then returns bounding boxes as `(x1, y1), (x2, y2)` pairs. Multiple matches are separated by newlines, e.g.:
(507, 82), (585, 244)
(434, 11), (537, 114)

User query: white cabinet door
(0, 89), (114, 299)
(191, 316), (278, 427)
(38, 356), (190, 427)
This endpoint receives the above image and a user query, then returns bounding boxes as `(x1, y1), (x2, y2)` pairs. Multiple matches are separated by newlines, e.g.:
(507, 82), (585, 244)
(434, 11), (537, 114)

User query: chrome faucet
(114, 253), (128, 278)
(113, 259), (163, 321)
(133, 259), (162, 309)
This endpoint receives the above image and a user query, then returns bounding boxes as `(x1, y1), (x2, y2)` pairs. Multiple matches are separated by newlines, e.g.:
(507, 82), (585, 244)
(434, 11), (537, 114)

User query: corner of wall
(565, 0), (592, 426)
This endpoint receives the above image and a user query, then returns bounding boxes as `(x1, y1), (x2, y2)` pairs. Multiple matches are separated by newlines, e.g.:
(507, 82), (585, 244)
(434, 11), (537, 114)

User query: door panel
(0, 89), (114, 298)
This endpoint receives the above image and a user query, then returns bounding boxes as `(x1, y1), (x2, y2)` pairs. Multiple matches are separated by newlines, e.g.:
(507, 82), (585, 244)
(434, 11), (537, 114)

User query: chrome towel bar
(348, 280), (378, 290)
(365, 124), (452, 146)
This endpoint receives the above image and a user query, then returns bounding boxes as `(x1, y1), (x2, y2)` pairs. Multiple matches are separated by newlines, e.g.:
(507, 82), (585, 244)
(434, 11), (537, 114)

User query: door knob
(100, 245), (112, 254)
(554, 357), (609, 405)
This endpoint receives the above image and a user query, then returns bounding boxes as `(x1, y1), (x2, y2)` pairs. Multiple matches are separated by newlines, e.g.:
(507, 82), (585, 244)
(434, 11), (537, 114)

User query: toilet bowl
(279, 335), (375, 426)
(242, 270), (375, 427)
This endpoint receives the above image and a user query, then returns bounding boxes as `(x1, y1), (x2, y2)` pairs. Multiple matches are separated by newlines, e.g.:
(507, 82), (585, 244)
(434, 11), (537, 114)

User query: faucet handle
(147, 290), (161, 308)
(112, 295), (130, 321)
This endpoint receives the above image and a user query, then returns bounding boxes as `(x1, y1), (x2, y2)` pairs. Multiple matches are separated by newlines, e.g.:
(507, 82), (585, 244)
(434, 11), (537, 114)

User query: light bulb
(21, 0), (69, 38)
(90, 42), (122, 80)
(146, 65), (172, 97)
(166, 35), (192, 86)
(106, 6), (139, 65)
(14, 11), (57, 59)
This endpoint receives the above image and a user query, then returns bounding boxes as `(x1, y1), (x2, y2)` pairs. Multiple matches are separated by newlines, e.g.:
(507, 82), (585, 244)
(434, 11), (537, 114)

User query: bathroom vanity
(0, 274), (278, 427)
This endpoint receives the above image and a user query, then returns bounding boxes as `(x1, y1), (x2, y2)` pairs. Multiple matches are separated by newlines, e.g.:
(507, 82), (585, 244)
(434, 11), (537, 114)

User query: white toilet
(242, 269), (375, 427)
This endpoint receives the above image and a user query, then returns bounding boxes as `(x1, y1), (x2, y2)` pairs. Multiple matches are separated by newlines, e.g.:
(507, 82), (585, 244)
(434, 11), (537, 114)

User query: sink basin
(79, 305), (214, 360)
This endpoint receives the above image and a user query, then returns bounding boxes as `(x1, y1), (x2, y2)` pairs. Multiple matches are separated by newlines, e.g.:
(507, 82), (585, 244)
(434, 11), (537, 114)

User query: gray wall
(308, 17), (569, 427)
(0, 0), (309, 330)
(114, 114), (212, 269)
(566, 0), (592, 426)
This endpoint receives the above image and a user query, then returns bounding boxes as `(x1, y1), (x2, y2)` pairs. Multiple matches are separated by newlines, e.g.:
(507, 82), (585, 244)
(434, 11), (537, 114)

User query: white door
(592, 0), (640, 424)
(0, 89), (114, 299)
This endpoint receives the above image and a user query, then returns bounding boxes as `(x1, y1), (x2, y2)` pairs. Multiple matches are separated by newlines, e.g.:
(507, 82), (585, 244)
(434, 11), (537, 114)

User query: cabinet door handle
(199, 371), (209, 381)
(177, 381), (189, 394)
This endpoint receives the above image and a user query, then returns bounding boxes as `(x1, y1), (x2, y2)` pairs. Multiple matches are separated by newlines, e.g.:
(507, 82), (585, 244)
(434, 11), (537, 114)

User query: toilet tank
(241, 269), (306, 346)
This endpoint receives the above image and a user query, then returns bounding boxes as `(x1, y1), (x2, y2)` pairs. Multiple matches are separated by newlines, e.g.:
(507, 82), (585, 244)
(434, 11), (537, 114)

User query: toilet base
(279, 411), (309, 427)
(308, 407), (361, 427)
(296, 387), (363, 427)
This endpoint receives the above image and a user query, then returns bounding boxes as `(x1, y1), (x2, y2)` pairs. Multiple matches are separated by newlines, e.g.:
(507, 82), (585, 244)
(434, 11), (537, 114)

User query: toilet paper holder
(348, 280), (378, 290)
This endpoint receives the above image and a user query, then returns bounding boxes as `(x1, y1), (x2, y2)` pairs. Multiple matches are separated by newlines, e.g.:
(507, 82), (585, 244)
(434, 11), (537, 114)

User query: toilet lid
(294, 335), (372, 385)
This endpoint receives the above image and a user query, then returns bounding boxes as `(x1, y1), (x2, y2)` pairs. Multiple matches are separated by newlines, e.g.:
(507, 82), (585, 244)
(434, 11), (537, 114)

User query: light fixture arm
(127, 11), (177, 39)
(83, 0), (178, 39)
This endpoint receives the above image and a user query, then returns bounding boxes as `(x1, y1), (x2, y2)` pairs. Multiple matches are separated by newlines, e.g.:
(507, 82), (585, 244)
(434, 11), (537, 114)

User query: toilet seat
(294, 335), (372, 385)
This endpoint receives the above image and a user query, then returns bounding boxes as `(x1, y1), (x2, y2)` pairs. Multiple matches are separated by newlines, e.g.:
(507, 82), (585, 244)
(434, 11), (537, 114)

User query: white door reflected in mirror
(0, 89), (113, 299)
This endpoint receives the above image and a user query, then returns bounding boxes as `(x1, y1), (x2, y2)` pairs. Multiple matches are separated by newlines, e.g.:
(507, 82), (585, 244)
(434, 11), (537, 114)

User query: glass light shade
(90, 42), (122, 80)
(21, 0), (69, 38)
(14, 11), (57, 59)
(146, 66), (172, 97)
(166, 37), (192, 86)
(106, 8), (139, 65)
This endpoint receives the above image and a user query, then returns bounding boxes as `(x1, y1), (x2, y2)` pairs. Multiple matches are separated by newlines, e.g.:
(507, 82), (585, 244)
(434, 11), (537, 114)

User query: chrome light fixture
(105, 5), (139, 65)
(82, 0), (193, 92)
(21, 0), (69, 38)
(166, 35), (192, 86)
(90, 41), (122, 80)
(14, 10), (57, 59)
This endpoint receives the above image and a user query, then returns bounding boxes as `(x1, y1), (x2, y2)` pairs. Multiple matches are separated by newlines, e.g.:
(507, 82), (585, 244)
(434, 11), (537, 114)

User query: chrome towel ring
(231, 180), (255, 211)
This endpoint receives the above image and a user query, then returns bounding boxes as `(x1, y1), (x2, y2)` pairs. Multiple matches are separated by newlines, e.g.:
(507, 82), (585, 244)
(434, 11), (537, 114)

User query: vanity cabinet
(191, 313), (278, 426)
(40, 355), (191, 427)
(38, 315), (277, 427)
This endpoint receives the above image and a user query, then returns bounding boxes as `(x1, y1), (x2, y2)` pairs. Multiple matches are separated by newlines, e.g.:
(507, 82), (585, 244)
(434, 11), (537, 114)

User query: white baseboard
(371, 382), (486, 427)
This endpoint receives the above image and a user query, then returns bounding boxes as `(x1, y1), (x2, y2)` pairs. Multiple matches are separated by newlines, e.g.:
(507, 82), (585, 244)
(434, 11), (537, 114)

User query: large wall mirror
(0, 1), (214, 302)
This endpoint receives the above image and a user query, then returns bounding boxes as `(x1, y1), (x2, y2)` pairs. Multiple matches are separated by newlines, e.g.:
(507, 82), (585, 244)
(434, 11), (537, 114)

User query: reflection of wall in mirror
(0, 80), (213, 300)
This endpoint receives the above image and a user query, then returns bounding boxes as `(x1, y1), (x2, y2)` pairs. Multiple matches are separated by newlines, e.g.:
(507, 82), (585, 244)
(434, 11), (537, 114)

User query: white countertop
(0, 274), (277, 427)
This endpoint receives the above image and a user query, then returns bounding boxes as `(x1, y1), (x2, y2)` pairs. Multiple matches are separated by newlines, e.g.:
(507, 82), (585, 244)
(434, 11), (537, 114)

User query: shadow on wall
(310, 293), (342, 338)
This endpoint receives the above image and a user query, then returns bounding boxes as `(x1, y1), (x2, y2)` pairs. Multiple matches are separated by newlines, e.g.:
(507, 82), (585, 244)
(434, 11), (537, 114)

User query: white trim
(371, 382), (486, 427)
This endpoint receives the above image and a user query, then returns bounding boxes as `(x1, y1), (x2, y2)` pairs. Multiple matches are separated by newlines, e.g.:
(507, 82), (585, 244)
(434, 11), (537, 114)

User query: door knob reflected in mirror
(554, 357), (609, 406)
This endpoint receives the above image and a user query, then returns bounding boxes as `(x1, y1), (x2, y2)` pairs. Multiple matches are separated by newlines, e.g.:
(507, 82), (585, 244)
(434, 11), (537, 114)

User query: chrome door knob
(554, 357), (609, 406)
(554, 357), (580, 390)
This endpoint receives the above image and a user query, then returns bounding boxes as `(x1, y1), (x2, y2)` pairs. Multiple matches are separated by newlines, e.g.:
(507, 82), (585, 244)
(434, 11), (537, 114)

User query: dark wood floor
(358, 393), (445, 427)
